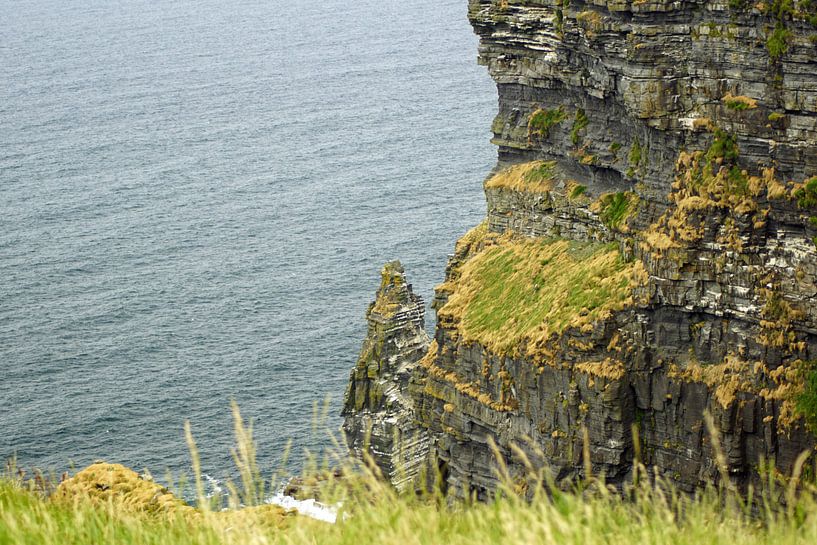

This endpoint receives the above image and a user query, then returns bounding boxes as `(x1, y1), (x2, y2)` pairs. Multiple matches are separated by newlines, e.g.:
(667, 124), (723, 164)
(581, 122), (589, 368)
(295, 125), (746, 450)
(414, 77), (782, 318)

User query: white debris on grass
(266, 493), (339, 524)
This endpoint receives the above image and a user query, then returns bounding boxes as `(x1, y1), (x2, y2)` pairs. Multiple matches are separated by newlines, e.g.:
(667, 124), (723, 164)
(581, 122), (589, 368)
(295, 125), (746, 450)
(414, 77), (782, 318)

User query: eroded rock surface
(342, 261), (430, 490)
(344, 0), (817, 498)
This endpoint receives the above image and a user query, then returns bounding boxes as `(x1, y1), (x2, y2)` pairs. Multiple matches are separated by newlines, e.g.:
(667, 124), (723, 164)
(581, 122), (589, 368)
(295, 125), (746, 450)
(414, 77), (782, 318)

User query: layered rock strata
(341, 261), (431, 490)
(344, 0), (817, 498)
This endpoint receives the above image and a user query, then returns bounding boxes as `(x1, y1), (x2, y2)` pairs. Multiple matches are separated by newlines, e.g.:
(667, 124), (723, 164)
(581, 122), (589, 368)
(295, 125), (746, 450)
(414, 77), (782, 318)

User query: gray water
(0, 0), (496, 479)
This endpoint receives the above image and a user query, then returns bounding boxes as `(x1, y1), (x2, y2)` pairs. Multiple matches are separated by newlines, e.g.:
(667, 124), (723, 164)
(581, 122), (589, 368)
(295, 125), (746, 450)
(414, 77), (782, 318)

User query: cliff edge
(344, 0), (817, 499)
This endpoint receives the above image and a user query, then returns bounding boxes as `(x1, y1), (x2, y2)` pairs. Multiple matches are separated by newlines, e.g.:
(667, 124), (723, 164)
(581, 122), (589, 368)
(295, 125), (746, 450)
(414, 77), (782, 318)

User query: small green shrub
(768, 112), (786, 122)
(767, 22), (791, 60)
(570, 184), (587, 198)
(795, 177), (817, 208)
(706, 129), (739, 164)
(723, 95), (757, 110)
(528, 107), (567, 138)
(600, 192), (635, 229)
(570, 109), (589, 146)
(797, 364), (817, 433)
(628, 139), (643, 170)
(727, 165), (750, 196)
(523, 161), (558, 185)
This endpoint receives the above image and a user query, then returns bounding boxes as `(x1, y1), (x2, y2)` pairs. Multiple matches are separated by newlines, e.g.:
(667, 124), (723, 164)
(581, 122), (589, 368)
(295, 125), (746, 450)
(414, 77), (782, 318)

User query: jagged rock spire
(341, 261), (430, 489)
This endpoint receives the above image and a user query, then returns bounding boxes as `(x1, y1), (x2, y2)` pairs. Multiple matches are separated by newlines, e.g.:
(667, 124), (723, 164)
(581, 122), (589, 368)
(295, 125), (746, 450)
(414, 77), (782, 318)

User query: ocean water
(0, 0), (496, 478)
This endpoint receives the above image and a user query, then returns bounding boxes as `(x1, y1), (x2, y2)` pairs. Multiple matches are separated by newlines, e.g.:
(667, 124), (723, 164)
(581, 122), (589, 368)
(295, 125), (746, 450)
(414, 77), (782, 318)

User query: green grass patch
(485, 161), (558, 193)
(599, 192), (637, 229)
(439, 238), (642, 354)
(706, 128), (739, 164)
(798, 363), (817, 433)
(523, 161), (557, 185)
(685, 129), (750, 198)
(0, 482), (224, 545)
(628, 139), (644, 177)
(570, 184), (588, 198)
(795, 177), (817, 208)
(528, 107), (567, 138)
(723, 94), (757, 110)
(767, 22), (791, 60)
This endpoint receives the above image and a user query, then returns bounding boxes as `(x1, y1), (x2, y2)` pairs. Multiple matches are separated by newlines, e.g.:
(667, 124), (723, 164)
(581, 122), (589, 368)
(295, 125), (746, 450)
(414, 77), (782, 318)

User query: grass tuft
(797, 362), (817, 433)
(598, 192), (637, 230)
(767, 22), (791, 60)
(484, 161), (558, 193)
(722, 93), (758, 110)
(570, 109), (589, 146)
(570, 184), (588, 198)
(528, 107), (567, 139)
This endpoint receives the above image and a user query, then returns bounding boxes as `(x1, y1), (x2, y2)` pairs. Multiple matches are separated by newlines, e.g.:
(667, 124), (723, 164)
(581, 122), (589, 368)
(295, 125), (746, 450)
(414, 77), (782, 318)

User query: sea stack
(342, 261), (431, 490)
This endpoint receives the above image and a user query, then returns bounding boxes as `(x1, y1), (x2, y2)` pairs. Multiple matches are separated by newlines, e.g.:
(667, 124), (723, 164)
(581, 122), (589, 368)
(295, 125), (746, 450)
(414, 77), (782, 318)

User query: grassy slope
(3, 404), (816, 544)
(3, 474), (817, 545)
(483, 161), (557, 192)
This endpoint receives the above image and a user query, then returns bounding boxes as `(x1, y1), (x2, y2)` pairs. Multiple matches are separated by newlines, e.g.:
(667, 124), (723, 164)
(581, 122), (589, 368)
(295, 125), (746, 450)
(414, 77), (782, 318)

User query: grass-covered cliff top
(4, 457), (817, 545)
(4, 402), (817, 544)
(438, 236), (646, 356)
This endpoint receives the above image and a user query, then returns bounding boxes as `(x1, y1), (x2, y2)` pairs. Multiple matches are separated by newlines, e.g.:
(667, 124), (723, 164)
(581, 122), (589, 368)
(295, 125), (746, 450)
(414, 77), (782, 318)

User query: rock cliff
(341, 261), (431, 490)
(344, 0), (817, 498)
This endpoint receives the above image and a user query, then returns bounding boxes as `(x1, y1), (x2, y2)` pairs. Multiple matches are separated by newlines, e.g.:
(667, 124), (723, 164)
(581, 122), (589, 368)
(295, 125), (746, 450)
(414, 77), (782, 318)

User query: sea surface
(0, 0), (497, 479)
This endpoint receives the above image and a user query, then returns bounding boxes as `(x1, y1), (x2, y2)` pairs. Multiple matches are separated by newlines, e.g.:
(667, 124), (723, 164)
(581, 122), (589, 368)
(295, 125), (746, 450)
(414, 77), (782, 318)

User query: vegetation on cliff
(4, 446), (817, 545)
(527, 107), (566, 140)
(438, 236), (645, 357)
(484, 161), (558, 193)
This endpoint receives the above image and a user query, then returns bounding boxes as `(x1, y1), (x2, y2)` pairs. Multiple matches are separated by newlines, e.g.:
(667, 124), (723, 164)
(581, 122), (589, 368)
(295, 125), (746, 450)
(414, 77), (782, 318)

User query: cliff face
(344, 0), (817, 498)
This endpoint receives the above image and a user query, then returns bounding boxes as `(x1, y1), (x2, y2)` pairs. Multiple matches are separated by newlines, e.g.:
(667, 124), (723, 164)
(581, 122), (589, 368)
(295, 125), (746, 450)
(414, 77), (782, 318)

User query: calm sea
(0, 0), (496, 479)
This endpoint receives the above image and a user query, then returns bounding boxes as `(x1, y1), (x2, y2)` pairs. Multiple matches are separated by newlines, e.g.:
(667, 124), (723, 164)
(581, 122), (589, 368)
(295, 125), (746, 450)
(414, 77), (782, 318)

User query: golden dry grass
(54, 463), (190, 517)
(722, 93), (758, 110)
(669, 355), (754, 409)
(484, 161), (557, 193)
(642, 143), (794, 255)
(575, 359), (626, 382)
(669, 355), (812, 431)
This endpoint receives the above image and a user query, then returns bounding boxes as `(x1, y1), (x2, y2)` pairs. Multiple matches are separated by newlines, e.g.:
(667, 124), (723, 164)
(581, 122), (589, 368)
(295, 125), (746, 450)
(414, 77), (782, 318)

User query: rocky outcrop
(341, 261), (430, 490)
(343, 0), (817, 498)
